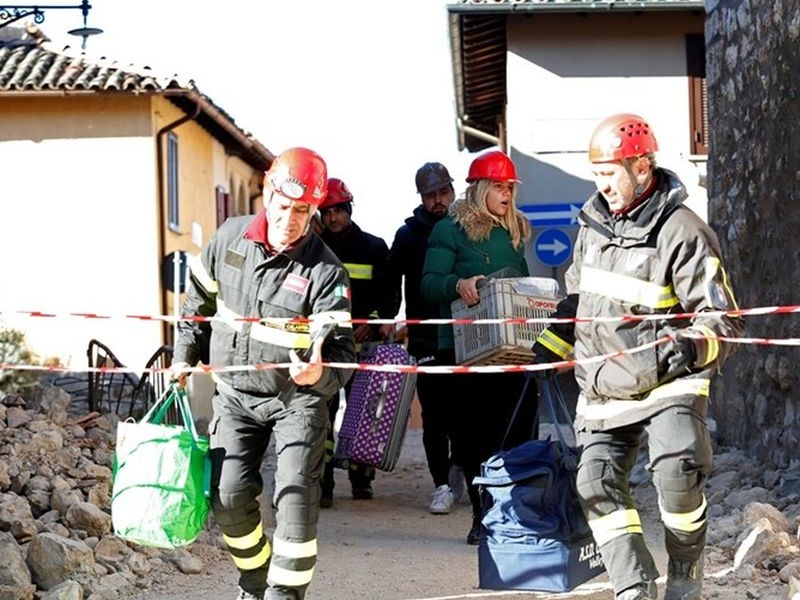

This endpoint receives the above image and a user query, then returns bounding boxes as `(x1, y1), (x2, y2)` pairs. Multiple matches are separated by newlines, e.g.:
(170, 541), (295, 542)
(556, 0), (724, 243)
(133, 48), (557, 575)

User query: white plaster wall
(0, 137), (163, 370)
(507, 32), (696, 196)
(504, 21), (708, 280)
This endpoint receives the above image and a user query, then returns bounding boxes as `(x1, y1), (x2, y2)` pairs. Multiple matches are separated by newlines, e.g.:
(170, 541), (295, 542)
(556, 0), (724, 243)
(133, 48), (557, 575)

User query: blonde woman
(421, 149), (536, 545)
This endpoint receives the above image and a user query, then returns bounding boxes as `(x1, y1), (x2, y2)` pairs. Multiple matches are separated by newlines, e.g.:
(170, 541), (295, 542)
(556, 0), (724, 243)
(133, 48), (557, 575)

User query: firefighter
(171, 147), (356, 600)
(532, 114), (743, 600)
(317, 177), (394, 504)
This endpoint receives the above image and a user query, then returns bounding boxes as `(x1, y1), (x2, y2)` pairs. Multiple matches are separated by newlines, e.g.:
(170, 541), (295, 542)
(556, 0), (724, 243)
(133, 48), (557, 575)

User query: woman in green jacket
(421, 150), (537, 545)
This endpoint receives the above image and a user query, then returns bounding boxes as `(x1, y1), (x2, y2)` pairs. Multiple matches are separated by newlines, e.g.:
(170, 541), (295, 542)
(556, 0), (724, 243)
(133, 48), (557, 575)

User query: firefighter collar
(243, 210), (311, 256)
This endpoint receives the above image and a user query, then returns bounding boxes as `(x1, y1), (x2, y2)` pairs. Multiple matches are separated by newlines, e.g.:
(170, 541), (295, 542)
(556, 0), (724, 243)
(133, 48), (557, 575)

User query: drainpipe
(457, 117), (507, 153)
(155, 103), (201, 345)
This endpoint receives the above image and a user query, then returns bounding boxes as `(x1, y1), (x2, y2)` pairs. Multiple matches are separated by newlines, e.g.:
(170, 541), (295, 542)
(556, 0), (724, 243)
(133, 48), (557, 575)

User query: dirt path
(127, 429), (782, 600)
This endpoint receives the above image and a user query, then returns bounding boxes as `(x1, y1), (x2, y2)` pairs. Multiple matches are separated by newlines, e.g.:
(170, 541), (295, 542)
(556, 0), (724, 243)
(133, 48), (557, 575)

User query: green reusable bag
(111, 383), (211, 548)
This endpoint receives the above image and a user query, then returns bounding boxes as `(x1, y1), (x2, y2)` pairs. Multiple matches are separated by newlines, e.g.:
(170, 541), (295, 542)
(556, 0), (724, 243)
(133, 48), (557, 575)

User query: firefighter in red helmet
(533, 114), (743, 600)
(317, 176), (395, 505)
(172, 147), (356, 600)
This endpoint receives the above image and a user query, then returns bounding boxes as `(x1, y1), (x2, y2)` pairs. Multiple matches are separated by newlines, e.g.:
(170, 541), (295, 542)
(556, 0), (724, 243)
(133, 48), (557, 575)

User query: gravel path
(128, 429), (785, 600)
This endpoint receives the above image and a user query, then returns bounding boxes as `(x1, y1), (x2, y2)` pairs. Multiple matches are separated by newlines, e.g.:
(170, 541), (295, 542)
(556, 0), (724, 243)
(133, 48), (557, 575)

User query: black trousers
(441, 350), (539, 518)
(416, 351), (461, 488)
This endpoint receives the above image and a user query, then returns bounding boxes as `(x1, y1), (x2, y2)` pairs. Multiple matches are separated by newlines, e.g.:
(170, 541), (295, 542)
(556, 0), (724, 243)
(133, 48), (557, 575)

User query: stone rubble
(0, 386), (227, 600)
(0, 385), (799, 599)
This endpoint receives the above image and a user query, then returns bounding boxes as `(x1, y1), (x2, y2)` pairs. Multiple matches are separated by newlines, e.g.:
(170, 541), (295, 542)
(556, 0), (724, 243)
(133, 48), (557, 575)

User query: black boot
(467, 513), (482, 545)
(320, 462), (334, 508)
(664, 556), (703, 600)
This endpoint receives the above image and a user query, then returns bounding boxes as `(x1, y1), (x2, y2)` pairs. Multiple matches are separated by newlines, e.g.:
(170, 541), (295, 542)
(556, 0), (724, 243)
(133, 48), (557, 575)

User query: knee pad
(652, 460), (706, 516)
(213, 487), (260, 528)
(577, 458), (626, 511)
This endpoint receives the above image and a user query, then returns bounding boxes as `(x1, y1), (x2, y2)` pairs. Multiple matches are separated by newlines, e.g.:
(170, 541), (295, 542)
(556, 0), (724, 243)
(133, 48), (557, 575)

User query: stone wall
(705, 0), (800, 467)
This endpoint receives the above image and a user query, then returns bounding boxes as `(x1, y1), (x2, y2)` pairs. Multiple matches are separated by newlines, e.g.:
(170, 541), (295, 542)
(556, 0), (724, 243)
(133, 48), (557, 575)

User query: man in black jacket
(381, 162), (461, 515)
(318, 177), (394, 504)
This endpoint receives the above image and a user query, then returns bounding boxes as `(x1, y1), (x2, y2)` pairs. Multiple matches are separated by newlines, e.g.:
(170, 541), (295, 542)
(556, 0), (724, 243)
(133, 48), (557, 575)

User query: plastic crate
(452, 277), (561, 366)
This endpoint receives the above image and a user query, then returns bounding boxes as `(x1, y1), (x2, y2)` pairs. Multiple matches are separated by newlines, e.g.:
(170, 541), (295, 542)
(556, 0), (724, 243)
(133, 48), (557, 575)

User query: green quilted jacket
(421, 211), (529, 351)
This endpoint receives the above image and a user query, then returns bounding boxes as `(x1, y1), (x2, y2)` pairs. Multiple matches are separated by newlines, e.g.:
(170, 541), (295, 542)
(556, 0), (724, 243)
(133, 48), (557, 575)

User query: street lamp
(0, 1), (102, 48)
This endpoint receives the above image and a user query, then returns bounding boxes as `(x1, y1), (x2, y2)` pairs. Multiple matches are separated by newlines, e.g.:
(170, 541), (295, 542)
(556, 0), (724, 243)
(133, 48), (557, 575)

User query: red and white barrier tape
(0, 334), (794, 376)
(2, 303), (798, 326)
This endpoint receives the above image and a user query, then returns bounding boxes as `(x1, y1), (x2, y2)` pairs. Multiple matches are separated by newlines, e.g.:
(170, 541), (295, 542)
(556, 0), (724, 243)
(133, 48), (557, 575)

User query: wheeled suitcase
(334, 343), (417, 472)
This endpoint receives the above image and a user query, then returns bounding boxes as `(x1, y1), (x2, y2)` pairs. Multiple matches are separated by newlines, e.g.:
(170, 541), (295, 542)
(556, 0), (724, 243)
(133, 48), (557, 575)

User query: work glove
(656, 324), (698, 384)
(168, 361), (192, 389)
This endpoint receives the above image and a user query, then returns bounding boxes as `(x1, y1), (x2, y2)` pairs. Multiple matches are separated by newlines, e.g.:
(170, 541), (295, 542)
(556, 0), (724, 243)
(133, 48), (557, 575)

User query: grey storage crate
(451, 277), (561, 366)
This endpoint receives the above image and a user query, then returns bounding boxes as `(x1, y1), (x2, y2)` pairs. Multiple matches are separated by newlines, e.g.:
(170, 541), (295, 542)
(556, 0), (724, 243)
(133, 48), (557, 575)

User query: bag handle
(501, 375), (575, 455)
(141, 382), (203, 443)
(539, 377), (579, 470)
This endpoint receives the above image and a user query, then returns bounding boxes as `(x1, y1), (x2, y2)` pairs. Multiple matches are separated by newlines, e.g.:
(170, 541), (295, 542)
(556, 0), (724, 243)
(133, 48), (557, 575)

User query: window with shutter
(686, 34), (708, 156)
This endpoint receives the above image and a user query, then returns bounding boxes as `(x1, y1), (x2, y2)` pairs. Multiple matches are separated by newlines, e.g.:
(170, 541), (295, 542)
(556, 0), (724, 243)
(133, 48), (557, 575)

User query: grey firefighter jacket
(533, 168), (743, 431)
(174, 211), (356, 400)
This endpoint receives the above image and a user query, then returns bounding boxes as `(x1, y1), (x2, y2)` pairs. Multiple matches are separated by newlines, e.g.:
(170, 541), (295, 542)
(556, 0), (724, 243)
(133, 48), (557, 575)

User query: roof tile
(0, 42), (188, 93)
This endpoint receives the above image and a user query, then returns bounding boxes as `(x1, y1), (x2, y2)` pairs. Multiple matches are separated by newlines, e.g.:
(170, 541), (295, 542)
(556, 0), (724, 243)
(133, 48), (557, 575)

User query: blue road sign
(534, 229), (572, 267)
(520, 203), (583, 227)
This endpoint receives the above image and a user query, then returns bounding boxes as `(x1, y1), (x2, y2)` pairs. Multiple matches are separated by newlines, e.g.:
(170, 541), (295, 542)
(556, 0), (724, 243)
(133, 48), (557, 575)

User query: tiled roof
(0, 34), (273, 169)
(0, 40), (189, 94)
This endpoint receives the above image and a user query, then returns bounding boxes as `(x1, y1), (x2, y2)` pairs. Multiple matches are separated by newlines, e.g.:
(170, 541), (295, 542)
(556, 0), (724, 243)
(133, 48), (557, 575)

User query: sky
(42, 0), (475, 244)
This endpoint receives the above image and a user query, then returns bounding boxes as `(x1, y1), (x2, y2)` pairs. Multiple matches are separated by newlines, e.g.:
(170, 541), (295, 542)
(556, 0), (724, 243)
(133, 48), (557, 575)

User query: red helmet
(588, 113), (658, 163)
(265, 147), (327, 206)
(319, 177), (354, 210)
(466, 150), (520, 184)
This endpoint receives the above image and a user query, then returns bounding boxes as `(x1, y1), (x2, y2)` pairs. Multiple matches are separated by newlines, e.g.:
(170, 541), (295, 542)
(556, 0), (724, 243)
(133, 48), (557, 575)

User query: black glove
(656, 325), (697, 384)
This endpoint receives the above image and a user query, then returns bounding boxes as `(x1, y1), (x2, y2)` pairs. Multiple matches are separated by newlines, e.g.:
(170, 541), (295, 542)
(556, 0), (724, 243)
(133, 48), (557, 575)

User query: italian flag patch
(334, 283), (351, 300)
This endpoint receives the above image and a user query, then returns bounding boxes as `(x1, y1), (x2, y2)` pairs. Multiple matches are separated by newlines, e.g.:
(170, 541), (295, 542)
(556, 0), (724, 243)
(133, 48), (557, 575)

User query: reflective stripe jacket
(319, 221), (393, 321)
(533, 169), (743, 430)
(174, 212), (356, 399)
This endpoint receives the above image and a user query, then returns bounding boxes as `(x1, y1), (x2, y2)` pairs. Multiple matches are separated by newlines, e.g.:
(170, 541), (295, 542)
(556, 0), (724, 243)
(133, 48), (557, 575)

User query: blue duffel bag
(475, 377), (606, 593)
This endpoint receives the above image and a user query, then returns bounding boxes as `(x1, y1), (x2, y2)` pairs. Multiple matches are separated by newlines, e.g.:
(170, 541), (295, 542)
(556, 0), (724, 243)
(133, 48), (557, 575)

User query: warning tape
(0, 304), (793, 375)
(0, 333), (793, 376)
(2, 303), (797, 326)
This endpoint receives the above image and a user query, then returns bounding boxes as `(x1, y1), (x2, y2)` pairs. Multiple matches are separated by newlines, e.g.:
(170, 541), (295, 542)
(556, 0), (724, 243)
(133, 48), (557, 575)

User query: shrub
(0, 326), (39, 395)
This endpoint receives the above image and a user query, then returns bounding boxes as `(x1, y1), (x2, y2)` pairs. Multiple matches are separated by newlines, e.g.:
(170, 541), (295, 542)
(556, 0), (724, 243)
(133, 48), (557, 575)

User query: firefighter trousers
(442, 355), (537, 518)
(209, 388), (329, 600)
(575, 405), (712, 596)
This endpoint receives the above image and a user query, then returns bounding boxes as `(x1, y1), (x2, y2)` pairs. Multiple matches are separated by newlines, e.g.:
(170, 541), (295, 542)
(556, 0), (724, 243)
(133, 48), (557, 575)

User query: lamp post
(0, 0), (102, 48)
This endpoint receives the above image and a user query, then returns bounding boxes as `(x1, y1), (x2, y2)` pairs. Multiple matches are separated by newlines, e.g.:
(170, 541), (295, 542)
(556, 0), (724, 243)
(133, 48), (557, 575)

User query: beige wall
(0, 112), (162, 367)
(152, 97), (265, 346)
(0, 94), (266, 372)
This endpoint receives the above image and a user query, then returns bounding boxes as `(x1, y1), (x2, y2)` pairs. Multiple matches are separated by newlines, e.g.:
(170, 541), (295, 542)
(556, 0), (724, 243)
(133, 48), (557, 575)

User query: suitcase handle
(368, 379), (389, 433)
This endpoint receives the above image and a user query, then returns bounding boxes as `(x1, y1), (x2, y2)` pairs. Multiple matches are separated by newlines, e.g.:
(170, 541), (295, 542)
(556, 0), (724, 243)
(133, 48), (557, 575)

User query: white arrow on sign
(536, 237), (569, 257)
(520, 203), (582, 226)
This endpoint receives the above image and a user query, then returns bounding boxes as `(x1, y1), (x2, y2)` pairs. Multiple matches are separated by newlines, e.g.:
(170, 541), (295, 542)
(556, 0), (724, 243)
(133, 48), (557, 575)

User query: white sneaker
(429, 484), (454, 514)
(448, 464), (465, 503)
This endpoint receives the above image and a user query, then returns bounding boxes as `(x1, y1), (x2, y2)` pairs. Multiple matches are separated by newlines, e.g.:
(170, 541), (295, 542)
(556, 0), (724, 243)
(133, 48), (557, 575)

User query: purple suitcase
(334, 343), (417, 472)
